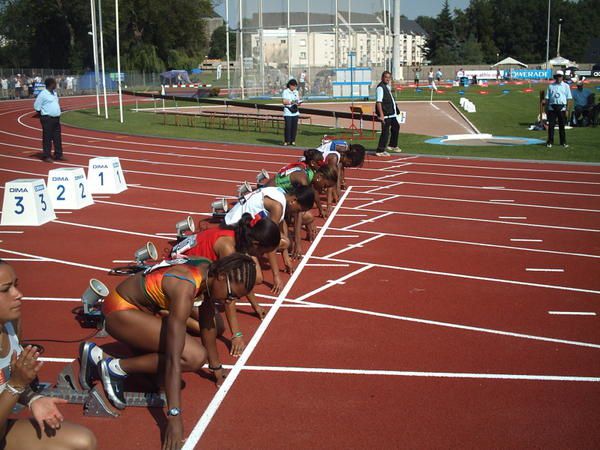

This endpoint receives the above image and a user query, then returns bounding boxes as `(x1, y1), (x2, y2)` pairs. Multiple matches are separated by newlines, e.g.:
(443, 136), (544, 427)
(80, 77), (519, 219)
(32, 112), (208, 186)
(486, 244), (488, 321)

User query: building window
(300, 52), (307, 59)
(299, 39), (307, 46)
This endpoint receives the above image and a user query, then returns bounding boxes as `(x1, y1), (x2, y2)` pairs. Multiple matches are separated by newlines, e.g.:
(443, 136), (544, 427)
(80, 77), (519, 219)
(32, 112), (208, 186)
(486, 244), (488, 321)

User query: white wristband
(27, 394), (44, 409)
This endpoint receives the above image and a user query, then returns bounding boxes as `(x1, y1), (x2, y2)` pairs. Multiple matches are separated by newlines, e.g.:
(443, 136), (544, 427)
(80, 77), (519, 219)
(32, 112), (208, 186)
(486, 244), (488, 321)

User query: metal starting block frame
(34, 365), (166, 418)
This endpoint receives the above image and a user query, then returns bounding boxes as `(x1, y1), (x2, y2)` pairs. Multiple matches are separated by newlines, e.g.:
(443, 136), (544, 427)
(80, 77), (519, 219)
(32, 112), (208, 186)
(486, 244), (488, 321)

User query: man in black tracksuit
(375, 71), (401, 156)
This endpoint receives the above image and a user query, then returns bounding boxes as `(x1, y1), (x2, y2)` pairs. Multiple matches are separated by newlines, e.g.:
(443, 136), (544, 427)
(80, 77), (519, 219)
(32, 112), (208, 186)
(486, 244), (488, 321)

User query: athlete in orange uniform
(170, 214), (280, 357)
(79, 254), (256, 450)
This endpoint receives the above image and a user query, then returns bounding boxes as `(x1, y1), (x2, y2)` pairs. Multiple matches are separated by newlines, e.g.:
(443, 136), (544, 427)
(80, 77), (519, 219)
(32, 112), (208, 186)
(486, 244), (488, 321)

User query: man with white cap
(544, 70), (572, 148)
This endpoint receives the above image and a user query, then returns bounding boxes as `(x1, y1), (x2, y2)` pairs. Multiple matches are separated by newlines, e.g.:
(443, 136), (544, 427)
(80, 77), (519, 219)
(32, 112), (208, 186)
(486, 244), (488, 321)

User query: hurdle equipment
(1, 178), (56, 226)
(256, 169), (270, 184)
(134, 242), (158, 264)
(47, 167), (94, 210)
(237, 181), (253, 197)
(175, 216), (195, 237)
(87, 157), (127, 194)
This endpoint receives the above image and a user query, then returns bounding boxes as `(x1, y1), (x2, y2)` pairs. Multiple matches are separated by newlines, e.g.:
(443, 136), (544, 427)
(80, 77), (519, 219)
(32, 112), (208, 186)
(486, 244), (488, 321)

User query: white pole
(382, 0), (387, 71)
(556, 19), (562, 56)
(287, 0), (292, 79)
(97, 0), (108, 119)
(115, 0), (123, 123)
(259, 0), (265, 95)
(545, 0), (551, 77)
(392, 0), (401, 80)
(334, 0), (339, 69)
(239, 0), (245, 99)
(225, 0), (231, 94)
(307, 0), (311, 92)
(90, 0), (100, 115)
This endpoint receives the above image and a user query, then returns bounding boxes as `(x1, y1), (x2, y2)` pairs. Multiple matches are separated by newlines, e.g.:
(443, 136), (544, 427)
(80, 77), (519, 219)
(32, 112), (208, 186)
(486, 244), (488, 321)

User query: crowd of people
(0, 74), (78, 100)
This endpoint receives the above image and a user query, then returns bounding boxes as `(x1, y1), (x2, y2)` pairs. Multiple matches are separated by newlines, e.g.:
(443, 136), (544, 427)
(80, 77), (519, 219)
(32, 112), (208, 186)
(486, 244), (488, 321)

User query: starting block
(47, 167), (94, 210)
(87, 157), (127, 194)
(1, 178), (56, 226)
(21, 364), (166, 418)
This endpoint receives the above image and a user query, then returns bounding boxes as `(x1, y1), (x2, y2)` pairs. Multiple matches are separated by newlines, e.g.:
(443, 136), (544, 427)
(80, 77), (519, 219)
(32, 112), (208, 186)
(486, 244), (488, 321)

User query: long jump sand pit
(135, 100), (478, 137)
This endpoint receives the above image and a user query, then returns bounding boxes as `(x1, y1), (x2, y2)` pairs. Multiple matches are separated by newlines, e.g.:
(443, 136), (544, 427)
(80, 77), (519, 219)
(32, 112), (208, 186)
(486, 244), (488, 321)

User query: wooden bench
(155, 110), (312, 132)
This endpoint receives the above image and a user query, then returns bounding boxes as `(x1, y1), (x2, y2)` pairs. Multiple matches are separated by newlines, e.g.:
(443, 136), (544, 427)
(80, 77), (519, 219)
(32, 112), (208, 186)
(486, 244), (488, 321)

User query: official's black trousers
(547, 106), (566, 145)
(284, 115), (299, 144)
(377, 117), (399, 151)
(40, 115), (63, 158)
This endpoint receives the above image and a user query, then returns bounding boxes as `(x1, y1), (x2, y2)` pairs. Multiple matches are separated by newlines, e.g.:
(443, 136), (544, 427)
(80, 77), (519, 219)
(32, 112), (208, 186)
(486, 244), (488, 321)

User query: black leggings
(547, 106), (566, 145)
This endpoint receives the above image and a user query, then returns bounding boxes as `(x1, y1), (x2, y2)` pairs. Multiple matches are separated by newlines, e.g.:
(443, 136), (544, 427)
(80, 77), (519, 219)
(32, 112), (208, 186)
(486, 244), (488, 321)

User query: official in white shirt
(33, 78), (63, 162)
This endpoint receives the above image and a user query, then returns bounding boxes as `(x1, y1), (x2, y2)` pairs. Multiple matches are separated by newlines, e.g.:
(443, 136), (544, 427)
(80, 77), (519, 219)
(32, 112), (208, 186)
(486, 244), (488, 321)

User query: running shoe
(375, 151), (390, 157)
(562, 144), (569, 148)
(290, 142), (296, 146)
(98, 358), (127, 409)
(79, 341), (99, 390)
(546, 143), (553, 148)
(387, 147), (402, 153)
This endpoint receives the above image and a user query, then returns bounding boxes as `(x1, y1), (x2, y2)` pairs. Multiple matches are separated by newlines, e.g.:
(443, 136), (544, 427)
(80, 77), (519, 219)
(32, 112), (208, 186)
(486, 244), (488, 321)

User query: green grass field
(62, 82), (600, 162)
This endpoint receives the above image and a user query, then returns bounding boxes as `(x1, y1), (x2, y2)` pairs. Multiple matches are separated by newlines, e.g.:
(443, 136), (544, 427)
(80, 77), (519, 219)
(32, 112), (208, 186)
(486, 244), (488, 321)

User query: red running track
(0, 95), (599, 449)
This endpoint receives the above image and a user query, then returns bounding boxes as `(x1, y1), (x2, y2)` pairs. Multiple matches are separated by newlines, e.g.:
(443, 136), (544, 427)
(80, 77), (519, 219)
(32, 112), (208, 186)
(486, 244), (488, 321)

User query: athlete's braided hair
(316, 164), (338, 183)
(208, 253), (257, 293)
(221, 213), (280, 254)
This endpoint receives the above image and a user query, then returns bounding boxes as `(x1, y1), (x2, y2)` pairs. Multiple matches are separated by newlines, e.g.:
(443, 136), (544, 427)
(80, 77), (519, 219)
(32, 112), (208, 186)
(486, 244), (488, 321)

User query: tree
(207, 25), (236, 59)
(423, 0), (457, 64)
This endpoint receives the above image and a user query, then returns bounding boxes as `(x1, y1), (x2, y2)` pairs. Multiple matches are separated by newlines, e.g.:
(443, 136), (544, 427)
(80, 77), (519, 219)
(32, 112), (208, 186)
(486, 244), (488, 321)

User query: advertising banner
(509, 69), (552, 80)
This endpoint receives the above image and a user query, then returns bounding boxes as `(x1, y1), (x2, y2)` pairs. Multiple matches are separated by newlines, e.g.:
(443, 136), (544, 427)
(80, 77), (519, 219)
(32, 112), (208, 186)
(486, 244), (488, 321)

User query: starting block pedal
(31, 364), (166, 418)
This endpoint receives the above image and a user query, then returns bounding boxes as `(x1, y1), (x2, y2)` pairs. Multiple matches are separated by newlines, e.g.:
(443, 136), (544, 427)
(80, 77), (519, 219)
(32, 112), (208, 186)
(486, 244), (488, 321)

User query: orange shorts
(102, 290), (139, 317)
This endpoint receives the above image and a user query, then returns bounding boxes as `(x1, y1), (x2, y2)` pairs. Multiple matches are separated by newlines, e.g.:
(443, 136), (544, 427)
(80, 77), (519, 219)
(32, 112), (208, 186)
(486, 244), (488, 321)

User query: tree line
(0, 0), (215, 72)
(417, 0), (599, 65)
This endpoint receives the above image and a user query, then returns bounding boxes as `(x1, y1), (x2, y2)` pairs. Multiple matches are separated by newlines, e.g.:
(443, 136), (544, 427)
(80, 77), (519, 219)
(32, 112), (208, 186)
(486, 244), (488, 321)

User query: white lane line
(55, 211), (73, 214)
(364, 181), (405, 194)
(131, 184), (237, 199)
(294, 265), (373, 303)
(337, 214), (368, 217)
(490, 199), (515, 203)
(182, 187), (353, 449)
(482, 186), (505, 189)
(345, 197), (374, 201)
(322, 235), (359, 238)
(395, 160), (600, 176)
(92, 196), (112, 199)
(499, 216), (527, 220)
(342, 212), (394, 230)
(511, 239), (543, 243)
(112, 259), (135, 264)
(548, 311), (597, 316)
(327, 226), (600, 260)
(156, 232), (178, 236)
(526, 268), (565, 272)
(40, 357), (77, 363)
(0, 248), (109, 272)
(23, 297), (80, 302)
(54, 220), (170, 240)
(240, 365), (600, 382)
(287, 295), (600, 349)
(315, 255), (600, 295)
(95, 200), (210, 216)
(323, 234), (385, 259)
(355, 194), (401, 210)
(304, 263), (350, 267)
(0, 231), (24, 234)
(0, 258), (48, 262)
(374, 172), (407, 181)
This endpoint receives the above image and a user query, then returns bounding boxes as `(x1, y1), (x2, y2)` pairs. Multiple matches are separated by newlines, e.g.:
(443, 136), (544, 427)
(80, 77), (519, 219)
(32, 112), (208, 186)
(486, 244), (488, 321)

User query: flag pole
(115, 0), (123, 123)
(90, 0), (100, 115)
(97, 0), (109, 118)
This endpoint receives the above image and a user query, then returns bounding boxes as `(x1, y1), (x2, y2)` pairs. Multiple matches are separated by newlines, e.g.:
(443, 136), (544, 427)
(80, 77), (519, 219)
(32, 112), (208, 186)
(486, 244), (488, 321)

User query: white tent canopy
(548, 56), (575, 67)
(491, 57), (528, 68)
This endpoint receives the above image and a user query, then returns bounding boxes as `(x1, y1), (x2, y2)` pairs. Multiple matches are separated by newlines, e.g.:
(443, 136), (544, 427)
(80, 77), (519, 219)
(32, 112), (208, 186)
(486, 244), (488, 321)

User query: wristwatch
(167, 407), (181, 417)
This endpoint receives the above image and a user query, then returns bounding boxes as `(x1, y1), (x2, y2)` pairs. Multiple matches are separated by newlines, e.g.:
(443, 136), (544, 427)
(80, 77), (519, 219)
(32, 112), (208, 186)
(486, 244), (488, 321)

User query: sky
(212, 1), (471, 21)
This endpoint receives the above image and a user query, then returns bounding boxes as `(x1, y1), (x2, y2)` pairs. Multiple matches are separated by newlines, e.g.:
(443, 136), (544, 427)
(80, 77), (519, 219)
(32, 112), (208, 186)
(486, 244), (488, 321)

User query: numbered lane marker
(47, 168), (94, 210)
(87, 157), (127, 194)
(1, 178), (56, 226)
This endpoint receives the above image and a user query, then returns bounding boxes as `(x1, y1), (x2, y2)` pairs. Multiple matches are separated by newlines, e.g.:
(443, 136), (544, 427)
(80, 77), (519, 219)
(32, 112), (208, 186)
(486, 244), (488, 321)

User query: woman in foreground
(0, 259), (96, 450)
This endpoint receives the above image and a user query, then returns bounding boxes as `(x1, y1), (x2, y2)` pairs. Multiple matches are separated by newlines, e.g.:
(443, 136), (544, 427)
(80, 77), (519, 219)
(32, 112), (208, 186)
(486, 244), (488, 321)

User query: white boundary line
(548, 311), (596, 316)
(0, 248), (110, 272)
(182, 187), (353, 449)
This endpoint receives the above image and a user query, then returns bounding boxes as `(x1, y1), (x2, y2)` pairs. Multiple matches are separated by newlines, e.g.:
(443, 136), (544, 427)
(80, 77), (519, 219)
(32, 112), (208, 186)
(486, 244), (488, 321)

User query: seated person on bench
(79, 254), (256, 448)
(261, 161), (337, 255)
(224, 185), (314, 293)
(170, 214), (280, 356)
(571, 81), (594, 126)
(0, 259), (96, 450)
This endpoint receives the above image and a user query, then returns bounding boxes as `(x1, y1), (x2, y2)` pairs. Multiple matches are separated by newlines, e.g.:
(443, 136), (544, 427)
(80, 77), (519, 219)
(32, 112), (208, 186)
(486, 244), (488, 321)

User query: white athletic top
(225, 187), (287, 225)
(316, 140), (343, 162)
(0, 322), (22, 390)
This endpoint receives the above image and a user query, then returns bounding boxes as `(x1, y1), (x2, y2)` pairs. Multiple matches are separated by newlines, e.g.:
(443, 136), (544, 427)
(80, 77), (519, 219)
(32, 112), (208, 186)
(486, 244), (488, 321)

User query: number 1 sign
(87, 157), (128, 194)
(47, 167), (94, 210)
(1, 178), (56, 226)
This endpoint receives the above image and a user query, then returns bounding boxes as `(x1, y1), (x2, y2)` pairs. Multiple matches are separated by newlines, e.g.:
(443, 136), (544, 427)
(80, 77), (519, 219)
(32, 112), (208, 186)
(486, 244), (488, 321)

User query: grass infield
(62, 82), (600, 162)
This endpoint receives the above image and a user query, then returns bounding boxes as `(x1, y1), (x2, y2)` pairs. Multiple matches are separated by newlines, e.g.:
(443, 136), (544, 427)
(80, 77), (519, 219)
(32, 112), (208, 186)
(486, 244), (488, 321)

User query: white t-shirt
(376, 83), (397, 118)
(282, 88), (300, 117)
(225, 187), (287, 225)
(300, 72), (306, 83)
(316, 140), (342, 162)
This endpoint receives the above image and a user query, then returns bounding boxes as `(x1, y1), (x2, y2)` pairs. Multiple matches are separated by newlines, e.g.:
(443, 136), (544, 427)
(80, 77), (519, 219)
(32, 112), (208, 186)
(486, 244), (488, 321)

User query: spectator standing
(299, 70), (308, 96)
(544, 70), (572, 148)
(14, 76), (22, 99)
(435, 68), (443, 83)
(571, 81), (594, 126)
(282, 79), (301, 146)
(427, 69), (434, 86)
(33, 78), (64, 162)
(413, 66), (421, 87)
(375, 71), (401, 156)
(1, 77), (8, 98)
(216, 63), (222, 80)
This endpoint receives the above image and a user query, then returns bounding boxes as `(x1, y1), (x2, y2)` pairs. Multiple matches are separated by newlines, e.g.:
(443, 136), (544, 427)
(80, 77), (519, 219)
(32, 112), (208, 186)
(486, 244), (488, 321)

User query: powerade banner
(33, 82), (45, 97)
(510, 69), (552, 80)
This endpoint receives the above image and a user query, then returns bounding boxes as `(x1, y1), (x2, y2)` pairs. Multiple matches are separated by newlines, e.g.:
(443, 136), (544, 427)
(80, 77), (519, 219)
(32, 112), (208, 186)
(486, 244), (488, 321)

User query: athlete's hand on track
(163, 416), (184, 450)
(213, 368), (227, 387)
(271, 274), (284, 294)
(253, 304), (267, 320)
(230, 336), (246, 357)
